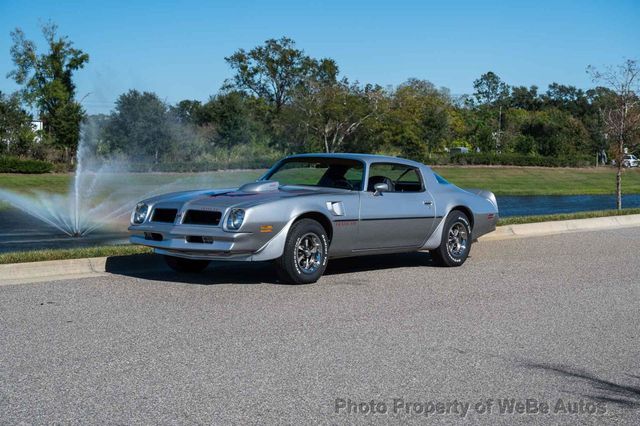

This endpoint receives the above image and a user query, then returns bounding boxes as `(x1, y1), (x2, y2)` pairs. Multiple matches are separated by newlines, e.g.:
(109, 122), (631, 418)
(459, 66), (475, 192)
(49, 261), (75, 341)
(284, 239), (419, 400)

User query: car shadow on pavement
(105, 251), (440, 285)
(105, 254), (279, 285)
(324, 251), (437, 276)
(522, 362), (640, 409)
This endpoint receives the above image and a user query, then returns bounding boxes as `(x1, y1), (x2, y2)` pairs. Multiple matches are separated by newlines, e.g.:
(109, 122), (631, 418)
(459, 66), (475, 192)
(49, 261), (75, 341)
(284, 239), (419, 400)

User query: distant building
(31, 120), (43, 143)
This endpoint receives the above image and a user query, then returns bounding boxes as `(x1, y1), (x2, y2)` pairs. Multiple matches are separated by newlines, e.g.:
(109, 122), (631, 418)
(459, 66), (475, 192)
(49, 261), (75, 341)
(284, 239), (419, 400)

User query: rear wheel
(164, 255), (210, 273)
(275, 219), (329, 284)
(431, 211), (472, 267)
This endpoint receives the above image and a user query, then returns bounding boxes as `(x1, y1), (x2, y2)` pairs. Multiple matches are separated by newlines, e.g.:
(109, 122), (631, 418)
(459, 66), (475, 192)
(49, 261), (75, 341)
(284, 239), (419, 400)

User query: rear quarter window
(434, 173), (451, 185)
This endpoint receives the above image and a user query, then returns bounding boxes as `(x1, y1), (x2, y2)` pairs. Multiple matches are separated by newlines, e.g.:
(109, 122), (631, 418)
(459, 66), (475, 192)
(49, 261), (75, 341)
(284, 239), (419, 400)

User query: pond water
(496, 194), (640, 217)
(2, 193), (640, 253)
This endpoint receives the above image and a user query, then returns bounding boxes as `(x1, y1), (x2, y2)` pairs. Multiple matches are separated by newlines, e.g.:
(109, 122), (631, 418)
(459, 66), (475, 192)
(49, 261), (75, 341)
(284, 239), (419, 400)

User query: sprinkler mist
(0, 126), (195, 238)
(0, 138), (138, 237)
(0, 120), (234, 239)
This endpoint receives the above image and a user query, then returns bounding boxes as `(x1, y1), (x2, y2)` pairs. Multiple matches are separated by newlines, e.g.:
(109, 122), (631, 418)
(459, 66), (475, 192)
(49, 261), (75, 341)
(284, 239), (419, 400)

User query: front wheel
(431, 211), (472, 267)
(164, 255), (210, 273)
(275, 219), (329, 284)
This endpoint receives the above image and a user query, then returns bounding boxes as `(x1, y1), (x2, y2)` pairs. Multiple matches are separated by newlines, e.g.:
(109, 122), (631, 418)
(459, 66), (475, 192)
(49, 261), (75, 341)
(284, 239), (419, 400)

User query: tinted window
(367, 163), (423, 193)
(264, 158), (364, 190)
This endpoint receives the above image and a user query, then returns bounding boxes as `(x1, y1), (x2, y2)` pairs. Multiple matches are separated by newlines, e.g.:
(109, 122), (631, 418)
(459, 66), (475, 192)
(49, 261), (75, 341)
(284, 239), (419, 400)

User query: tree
(509, 85), (541, 110)
(293, 79), (383, 153)
(588, 59), (640, 209)
(584, 86), (617, 158)
(472, 72), (510, 152)
(197, 91), (256, 149)
(473, 72), (510, 106)
(7, 22), (89, 164)
(542, 83), (590, 117)
(101, 90), (175, 163)
(0, 91), (36, 156)
(380, 79), (450, 159)
(516, 109), (589, 157)
(170, 100), (202, 124)
(225, 37), (337, 113)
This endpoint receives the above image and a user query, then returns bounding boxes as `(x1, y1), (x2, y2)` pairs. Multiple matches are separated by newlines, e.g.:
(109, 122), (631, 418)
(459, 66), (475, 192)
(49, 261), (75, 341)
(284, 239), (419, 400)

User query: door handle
(423, 201), (433, 205)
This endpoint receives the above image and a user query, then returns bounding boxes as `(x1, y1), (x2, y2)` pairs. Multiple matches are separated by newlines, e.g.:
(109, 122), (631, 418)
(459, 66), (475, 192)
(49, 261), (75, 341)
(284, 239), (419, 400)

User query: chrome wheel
(296, 232), (323, 274)
(447, 222), (468, 258)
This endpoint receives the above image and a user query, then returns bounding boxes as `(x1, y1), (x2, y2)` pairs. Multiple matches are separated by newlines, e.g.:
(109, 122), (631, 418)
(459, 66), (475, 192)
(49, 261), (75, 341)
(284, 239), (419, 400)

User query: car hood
(145, 183), (347, 210)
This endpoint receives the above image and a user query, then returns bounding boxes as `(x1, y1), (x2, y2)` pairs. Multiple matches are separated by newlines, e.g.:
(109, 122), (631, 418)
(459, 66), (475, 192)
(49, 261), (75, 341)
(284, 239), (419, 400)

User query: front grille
(182, 210), (222, 226)
(151, 208), (178, 223)
(144, 232), (163, 241)
(186, 235), (214, 244)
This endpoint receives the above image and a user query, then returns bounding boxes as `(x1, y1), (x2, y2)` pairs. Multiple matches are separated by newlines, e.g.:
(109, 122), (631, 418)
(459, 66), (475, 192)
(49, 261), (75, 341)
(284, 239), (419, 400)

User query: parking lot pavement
(1, 228), (639, 424)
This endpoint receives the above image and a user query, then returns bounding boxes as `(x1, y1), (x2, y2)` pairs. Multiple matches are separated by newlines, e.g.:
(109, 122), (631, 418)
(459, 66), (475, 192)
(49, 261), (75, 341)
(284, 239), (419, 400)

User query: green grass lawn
(0, 170), (265, 212)
(0, 170), (264, 194)
(0, 167), (639, 197)
(433, 166), (640, 196)
(0, 173), (73, 194)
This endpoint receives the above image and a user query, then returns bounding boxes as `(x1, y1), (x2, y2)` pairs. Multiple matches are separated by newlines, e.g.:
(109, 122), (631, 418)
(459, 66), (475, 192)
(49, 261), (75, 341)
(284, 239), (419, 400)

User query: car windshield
(263, 158), (364, 190)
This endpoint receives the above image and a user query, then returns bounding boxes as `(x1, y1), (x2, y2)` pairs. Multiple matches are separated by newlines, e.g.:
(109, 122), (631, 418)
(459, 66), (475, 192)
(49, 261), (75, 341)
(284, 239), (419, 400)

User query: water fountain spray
(0, 128), (198, 238)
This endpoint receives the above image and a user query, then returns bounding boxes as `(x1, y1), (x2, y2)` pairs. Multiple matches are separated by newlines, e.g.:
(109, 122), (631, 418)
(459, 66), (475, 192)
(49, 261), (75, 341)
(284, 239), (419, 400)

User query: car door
(355, 163), (436, 250)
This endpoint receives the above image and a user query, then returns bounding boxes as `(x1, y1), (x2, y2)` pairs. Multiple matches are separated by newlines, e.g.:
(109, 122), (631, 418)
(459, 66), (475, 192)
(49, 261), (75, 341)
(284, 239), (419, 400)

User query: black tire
(431, 211), (472, 267)
(164, 255), (210, 273)
(275, 219), (329, 284)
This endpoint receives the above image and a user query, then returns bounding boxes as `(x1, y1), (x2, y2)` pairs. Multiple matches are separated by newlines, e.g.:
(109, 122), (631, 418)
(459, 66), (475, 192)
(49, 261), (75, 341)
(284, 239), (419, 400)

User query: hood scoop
(238, 180), (280, 193)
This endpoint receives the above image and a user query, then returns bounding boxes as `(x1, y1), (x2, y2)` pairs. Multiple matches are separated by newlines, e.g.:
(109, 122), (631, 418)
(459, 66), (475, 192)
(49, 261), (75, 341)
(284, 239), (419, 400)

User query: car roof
(284, 153), (427, 168)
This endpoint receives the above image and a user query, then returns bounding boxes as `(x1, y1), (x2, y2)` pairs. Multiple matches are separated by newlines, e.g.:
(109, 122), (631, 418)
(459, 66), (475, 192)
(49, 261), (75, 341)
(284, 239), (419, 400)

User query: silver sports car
(129, 153), (499, 283)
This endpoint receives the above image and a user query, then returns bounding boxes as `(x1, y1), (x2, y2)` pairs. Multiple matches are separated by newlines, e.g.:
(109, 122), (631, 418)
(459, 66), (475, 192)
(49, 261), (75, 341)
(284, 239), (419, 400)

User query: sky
(0, 0), (638, 115)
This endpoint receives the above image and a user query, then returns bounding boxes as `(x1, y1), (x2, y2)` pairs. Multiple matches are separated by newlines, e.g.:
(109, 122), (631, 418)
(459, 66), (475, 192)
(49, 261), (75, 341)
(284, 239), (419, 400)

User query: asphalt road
(1, 229), (639, 424)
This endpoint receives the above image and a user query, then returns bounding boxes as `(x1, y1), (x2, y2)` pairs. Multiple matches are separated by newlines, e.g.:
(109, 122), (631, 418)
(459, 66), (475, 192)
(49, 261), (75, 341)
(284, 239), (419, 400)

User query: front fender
(249, 209), (334, 261)
(249, 217), (296, 261)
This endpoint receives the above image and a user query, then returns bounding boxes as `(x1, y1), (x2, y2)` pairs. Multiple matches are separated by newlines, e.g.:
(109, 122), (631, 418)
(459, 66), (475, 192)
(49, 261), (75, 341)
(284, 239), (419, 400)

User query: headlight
(226, 208), (245, 230)
(132, 202), (149, 224)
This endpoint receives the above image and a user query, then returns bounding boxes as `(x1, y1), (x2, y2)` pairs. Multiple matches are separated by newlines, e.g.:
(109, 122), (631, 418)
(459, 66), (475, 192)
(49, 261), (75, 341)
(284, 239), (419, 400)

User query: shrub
(0, 156), (53, 173)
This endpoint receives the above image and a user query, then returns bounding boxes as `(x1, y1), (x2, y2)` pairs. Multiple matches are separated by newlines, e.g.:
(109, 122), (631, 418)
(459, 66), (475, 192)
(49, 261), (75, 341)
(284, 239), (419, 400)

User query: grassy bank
(1, 167), (639, 196)
(497, 208), (640, 225)
(1, 208), (639, 264)
(433, 166), (640, 196)
(0, 245), (152, 265)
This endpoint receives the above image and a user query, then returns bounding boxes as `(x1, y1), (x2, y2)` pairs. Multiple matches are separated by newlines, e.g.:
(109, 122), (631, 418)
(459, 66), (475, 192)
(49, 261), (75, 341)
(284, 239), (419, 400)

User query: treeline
(90, 57), (613, 169)
(1, 27), (637, 171)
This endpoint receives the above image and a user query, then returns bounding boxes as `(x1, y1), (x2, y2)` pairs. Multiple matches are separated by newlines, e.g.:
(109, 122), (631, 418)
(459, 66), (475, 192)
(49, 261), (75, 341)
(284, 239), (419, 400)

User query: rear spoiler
(464, 188), (498, 210)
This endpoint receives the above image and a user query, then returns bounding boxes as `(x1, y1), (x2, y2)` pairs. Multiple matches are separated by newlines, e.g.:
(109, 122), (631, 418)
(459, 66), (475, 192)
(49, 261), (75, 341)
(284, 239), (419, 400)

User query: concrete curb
(0, 257), (110, 286)
(1, 214), (640, 285)
(479, 214), (640, 241)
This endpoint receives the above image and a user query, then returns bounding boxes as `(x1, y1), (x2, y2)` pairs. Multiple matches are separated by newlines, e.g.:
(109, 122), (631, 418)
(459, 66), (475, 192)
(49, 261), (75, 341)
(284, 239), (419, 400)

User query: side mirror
(373, 182), (388, 196)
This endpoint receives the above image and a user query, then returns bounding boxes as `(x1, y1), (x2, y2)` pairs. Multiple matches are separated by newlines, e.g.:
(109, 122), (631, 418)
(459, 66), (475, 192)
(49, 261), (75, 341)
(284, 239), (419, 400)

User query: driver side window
(367, 163), (424, 193)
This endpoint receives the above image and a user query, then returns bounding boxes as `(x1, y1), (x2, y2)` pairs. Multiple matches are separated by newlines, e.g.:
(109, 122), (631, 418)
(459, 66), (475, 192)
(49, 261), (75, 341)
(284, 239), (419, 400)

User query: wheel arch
(421, 204), (475, 250)
(250, 210), (334, 262)
(293, 211), (334, 243)
(449, 205), (474, 229)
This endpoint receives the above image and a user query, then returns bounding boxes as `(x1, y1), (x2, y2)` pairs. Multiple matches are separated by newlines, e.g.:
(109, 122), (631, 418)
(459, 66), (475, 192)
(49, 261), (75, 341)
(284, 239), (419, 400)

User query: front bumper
(129, 221), (257, 257)
(128, 220), (289, 261)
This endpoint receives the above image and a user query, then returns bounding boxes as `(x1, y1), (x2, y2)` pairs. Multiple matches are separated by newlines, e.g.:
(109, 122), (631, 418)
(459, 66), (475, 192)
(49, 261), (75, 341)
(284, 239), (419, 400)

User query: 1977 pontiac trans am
(129, 154), (499, 284)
